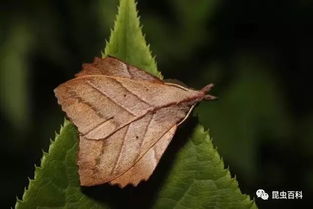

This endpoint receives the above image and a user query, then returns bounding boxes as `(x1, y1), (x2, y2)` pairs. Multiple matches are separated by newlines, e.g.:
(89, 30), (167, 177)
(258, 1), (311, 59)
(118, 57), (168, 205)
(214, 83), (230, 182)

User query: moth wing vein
(85, 80), (136, 116)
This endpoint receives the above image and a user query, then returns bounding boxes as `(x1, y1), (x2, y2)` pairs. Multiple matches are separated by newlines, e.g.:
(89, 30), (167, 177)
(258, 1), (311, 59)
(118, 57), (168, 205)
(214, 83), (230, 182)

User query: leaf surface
(15, 121), (110, 209)
(152, 125), (257, 209)
(104, 0), (161, 78)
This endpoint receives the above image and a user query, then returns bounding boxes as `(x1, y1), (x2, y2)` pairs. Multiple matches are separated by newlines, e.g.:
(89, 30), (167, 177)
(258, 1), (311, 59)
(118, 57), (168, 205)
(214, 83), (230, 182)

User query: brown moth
(54, 57), (215, 188)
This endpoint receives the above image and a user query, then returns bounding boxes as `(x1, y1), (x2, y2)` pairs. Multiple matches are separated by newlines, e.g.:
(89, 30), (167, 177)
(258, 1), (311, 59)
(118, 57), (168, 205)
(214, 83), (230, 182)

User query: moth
(54, 57), (215, 188)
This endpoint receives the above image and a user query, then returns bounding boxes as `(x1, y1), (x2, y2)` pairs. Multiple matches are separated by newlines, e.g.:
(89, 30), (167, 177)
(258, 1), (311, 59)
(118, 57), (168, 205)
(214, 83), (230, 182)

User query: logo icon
(256, 189), (269, 200)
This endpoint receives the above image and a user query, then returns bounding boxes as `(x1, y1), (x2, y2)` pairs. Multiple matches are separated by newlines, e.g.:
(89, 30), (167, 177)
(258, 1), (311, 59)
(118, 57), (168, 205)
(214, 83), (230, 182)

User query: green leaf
(152, 124), (257, 209)
(103, 0), (161, 79)
(16, 0), (257, 209)
(15, 120), (110, 209)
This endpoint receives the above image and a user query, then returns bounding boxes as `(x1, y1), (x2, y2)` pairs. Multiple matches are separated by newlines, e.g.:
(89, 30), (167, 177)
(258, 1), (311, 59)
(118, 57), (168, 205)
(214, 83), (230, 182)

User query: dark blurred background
(1, 0), (312, 208)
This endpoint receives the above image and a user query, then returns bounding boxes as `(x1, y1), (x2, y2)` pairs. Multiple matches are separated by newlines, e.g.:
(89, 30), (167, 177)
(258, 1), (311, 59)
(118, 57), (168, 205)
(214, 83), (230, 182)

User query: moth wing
(78, 103), (192, 186)
(54, 75), (201, 140)
(109, 125), (177, 187)
(76, 57), (162, 83)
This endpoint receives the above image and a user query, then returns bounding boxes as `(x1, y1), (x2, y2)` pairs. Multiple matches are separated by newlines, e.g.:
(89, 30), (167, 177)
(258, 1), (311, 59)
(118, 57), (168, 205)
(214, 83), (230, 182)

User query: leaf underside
(15, 0), (257, 209)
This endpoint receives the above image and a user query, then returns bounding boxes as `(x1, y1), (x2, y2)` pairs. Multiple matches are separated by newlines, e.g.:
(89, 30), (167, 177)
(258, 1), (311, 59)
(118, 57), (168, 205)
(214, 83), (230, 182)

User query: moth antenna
(204, 94), (217, 100)
(200, 83), (217, 100)
(201, 83), (214, 93)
